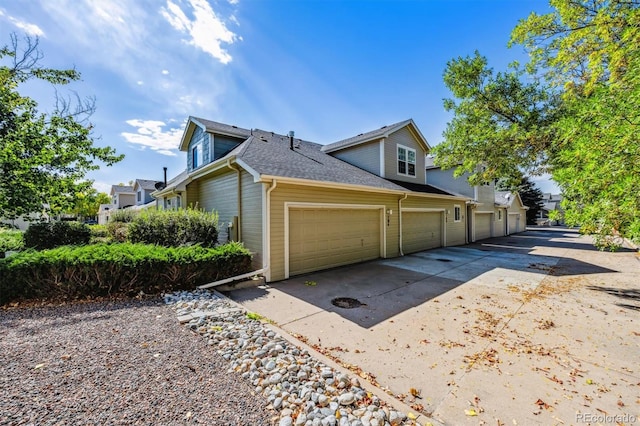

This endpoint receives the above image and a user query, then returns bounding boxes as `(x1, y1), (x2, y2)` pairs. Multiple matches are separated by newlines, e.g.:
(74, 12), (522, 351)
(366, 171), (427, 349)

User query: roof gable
(110, 185), (134, 195)
(134, 179), (162, 191)
(178, 116), (251, 151)
(322, 119), (430, 154)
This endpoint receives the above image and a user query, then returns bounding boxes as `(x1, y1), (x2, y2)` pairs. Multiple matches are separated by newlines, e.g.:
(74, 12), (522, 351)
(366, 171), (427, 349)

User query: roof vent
(380, 125), (387, 129)
(288, 130), (295, 150)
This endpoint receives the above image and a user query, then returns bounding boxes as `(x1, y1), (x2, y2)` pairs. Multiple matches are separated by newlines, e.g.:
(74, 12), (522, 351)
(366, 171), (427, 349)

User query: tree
(0, 34), (123, 220)
(436, 1), (640, 246)
(496, 175), (544, 225)
(71, 189), (111, 220)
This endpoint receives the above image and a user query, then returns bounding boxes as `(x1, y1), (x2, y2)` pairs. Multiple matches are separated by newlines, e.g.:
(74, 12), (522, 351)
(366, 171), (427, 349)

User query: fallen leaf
(535, 399), (550, 409)
(34, 363), (46, 370)
(464, 408), (477, 416)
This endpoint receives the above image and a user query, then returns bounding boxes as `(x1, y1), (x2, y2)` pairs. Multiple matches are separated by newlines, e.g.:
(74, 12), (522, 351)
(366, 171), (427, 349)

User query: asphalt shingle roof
(136, 179), (163, 191)
(111, 185), (134, 194)
(321, 119), (413, 153)
(233, 130), (406, 191)
(386, 179), (458, 196)
(191, 117), (251, 138)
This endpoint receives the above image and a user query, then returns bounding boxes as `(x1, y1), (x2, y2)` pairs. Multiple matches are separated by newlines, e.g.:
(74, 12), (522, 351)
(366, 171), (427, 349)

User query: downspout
(226, 160), (242, 241)
(398, 193), (408, 256)
(264, 179), (278, 281)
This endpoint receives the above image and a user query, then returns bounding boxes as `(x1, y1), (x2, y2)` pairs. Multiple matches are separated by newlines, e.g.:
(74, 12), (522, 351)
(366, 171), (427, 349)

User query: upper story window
(497, 209), (502, 221)
(192, 143), (203, 169)
(397, 145), (416, 177)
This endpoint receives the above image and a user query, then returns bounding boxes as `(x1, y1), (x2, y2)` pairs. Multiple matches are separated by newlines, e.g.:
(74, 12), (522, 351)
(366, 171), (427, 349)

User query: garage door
(402, 211), (442, 254)
(475, 213), (492, 241)
(289, 208), (381, 276)
(508, 214), (519, 234)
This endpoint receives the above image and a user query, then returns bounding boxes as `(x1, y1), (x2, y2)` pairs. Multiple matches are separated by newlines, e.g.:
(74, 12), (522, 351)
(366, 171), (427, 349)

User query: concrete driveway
(226, 228), (640, 425)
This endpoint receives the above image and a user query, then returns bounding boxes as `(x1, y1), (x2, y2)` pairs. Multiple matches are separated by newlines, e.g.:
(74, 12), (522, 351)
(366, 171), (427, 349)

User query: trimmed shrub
(0, 242), (251, 305)
(0, 230), (24, 254)
(89, 224), (109, 244)
(106, 210), (138, 242)
(127, 208), (218, 247)
(23, 221), (91, 250)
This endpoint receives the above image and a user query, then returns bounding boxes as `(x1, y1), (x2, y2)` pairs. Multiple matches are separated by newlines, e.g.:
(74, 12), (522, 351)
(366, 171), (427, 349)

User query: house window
(192, 143), (203, 169)
(497, 210), (502, 221)
(397, 145), (416, 177)
(454, 205), (461, 222)
(137, 191), (141, 202)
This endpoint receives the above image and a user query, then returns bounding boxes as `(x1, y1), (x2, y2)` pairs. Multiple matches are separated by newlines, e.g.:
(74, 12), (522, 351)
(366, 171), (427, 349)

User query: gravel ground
(0, 297), (275, 426)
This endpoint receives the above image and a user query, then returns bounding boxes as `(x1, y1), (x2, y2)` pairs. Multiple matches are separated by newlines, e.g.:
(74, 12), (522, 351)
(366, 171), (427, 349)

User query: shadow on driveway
(228, 229), (618, 328)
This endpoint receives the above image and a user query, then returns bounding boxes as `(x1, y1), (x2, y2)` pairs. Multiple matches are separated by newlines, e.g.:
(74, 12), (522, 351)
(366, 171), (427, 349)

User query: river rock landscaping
(165, 290), (419, 426)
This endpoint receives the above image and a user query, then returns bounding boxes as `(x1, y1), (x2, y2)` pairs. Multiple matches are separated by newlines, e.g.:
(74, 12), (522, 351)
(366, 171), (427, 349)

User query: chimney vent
(288, 131), (295, 150)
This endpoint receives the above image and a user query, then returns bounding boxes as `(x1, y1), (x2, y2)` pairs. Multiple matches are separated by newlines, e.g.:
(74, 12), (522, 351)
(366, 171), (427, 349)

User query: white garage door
(289, 208), (381, 276)
(509, 214), (519, 234)
(475, 213), (492, 241)
(402, 211), (442, 254)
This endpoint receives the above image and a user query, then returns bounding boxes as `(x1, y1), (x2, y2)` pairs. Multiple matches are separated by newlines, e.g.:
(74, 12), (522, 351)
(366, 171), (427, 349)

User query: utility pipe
(226, 160), (242, 241)
(398, 193), (408, 256)
(198, 268), (266, 289)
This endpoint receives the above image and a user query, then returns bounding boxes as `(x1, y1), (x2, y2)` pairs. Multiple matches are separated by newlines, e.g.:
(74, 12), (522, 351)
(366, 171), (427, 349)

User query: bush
(0, 230), (24, 254)
(89, 224), (109, 244)
(0, 242), (252, 305)
(127, 208), (218, 247)
(23, 221), (91, 250)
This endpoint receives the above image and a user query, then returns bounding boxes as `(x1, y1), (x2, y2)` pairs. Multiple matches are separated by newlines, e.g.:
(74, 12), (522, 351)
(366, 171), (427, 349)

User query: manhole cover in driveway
(331, 297), (366, 309)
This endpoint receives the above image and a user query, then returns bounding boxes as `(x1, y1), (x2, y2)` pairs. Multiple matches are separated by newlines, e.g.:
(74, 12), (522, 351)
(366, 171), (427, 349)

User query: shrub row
(0, 230), (24, 254)
(107, 208), (219, 247)
(0, 242), (251, 305)
(24, 221), (91, 250)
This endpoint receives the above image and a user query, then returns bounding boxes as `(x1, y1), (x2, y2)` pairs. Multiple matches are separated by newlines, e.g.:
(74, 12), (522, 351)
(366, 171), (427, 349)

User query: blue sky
(0, 0), (558, 194)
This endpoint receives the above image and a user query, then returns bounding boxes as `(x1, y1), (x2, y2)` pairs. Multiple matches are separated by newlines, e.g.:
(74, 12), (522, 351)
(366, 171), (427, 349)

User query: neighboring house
(539, 193), (564, 225)
(154, 117), (471, 282)
(495, 191), (529, 235)
(425, 159), (527, 241)
(98, 181), (160, 224)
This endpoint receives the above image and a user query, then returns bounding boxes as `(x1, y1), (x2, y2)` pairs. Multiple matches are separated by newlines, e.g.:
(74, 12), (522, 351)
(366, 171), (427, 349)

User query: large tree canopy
(434, 0), (640, 246)
(0, 34), (123, 220)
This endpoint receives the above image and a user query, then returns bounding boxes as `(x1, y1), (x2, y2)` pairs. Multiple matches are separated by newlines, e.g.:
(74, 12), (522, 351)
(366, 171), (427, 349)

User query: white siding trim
(284, 202), (386, 279)
(400, 208), (447, 248)
(379, 139), (385, 177)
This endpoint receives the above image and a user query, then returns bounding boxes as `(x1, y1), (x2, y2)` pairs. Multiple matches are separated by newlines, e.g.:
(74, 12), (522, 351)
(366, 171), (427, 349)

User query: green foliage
(109, 209), (138, 223)
(439, 1), (640, 246)
(89, 224), (108, 244)
(0, 34), (123, 220)
(0, 242), (252, 305)
(23, 221), (91, 250)
(434, 51), (561, 185)
(127, 208), (219, 247)
(0, 229), (23, 253)
(105, 210), (137, 242)
(71, 189), (111, 219)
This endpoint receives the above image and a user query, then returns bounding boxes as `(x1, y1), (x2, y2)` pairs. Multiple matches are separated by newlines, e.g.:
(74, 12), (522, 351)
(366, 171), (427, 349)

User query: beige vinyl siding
(185, 181), (199, 208)
(476, 181), (495, 206)
(331, 141), (381, 175)
(475, 212), (492, 241)
(505, 198), (527, 233)
(402, 197), (466, 246)
(240, 170), (263, 269)
(384, 127), (426, 183)
(198, 171), (238, 244)
(269, 184), (400, 282)
(118, 194), (136, 208)
(402, 211), (442, 253)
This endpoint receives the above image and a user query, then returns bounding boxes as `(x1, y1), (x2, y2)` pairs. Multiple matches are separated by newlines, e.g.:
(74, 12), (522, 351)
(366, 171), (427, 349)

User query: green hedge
(24, 221), (91, 250)
(128, 208), (219, 247)
(0, 230), (24, 254)
(0, 242), (251, 305)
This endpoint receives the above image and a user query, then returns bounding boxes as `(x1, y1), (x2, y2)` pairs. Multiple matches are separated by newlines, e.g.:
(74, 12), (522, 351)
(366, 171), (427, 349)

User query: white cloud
(161, 0), (238, 64)
(93, 181), (112, 194)
(0, 9), (45, 36)
(161, 69), (170, 75)
(121, 119), (185, 156)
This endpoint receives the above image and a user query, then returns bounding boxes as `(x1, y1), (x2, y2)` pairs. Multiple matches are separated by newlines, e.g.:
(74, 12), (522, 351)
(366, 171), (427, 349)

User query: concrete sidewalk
(226, 229), (640, 425)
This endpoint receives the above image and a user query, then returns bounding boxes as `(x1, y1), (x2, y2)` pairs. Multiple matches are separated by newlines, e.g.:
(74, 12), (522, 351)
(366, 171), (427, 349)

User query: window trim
(192, 143), (203, 169)
(453, 205), (462, 222)
(497, 209), (502, 221)
(397, 144), (417, 178)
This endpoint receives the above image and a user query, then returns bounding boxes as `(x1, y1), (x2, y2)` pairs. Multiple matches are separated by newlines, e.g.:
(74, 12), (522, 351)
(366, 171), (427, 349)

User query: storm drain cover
(331, 297), (366, 309)
(436, 258), (452, 262)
